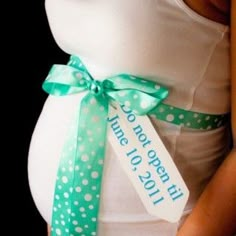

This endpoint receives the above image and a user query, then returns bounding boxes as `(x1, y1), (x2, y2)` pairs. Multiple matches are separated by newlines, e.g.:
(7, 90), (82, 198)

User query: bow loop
(103, 75), (169, 115)
(43, 64), (91, 96)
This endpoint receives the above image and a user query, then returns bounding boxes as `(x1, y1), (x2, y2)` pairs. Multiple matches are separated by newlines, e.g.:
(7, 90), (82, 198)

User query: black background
(14, 1), (68, 235)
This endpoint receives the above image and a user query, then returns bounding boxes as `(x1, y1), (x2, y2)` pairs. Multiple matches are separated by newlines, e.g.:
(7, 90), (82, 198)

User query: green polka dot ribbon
(42, 55), (228, 236)
(149, 104), (228, 130)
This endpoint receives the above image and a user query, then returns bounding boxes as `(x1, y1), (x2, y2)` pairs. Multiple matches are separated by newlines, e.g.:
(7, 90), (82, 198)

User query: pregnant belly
(27, 94), (167, 225)
(28, 92), (230, 231)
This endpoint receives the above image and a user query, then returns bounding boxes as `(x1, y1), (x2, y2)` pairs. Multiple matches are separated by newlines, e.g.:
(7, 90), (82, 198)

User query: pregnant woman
(28, 0), (236, 235)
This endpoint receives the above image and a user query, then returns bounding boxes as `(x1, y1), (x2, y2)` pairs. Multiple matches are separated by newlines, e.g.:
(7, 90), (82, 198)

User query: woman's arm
(177, 2), (236, 236)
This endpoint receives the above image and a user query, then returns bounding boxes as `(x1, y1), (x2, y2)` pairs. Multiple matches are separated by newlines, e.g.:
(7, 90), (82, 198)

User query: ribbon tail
(50, 110), (81, 236)
(51, 93), (109, 236)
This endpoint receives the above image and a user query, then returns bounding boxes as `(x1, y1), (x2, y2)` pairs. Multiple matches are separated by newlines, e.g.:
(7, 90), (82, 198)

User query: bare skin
(184, 0), (230, 24)
(48, 1), (235, 235)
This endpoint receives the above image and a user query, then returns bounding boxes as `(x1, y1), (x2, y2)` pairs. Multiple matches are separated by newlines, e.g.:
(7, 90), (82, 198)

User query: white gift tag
(107, 105), (189, 222)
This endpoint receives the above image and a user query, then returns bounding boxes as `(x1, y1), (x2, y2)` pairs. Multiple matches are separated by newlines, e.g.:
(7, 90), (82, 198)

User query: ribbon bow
(43, 55), (168, 236)
(43, 57), (168, 115)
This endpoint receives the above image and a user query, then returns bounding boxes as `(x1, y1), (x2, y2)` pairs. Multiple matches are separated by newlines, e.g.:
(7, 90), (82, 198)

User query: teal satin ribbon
(43, 55), (228, 236)
(43, 55), (169, 236)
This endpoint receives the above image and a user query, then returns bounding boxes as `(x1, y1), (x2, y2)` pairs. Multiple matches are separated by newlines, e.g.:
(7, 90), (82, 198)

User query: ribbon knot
(87, 79), (104, 95)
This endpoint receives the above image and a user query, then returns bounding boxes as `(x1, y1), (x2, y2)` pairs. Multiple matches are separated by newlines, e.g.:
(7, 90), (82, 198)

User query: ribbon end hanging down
(51, 92), (109, 236)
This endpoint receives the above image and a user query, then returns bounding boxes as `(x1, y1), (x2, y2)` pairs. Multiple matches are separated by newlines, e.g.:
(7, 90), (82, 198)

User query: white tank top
(28, 0), (231, 235)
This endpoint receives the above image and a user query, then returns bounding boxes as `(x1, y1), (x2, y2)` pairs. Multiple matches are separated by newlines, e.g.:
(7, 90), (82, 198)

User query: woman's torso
(28, 0), (231, 235)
